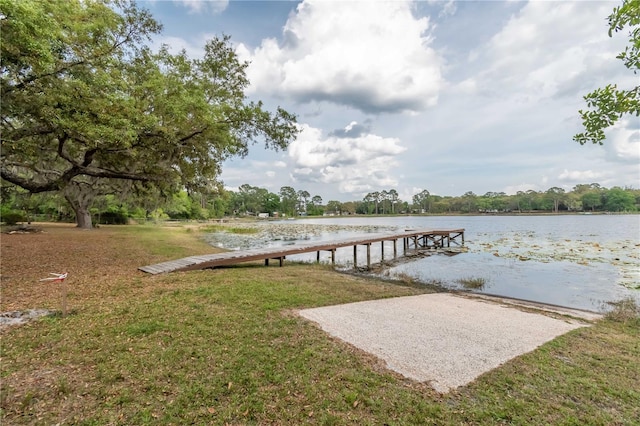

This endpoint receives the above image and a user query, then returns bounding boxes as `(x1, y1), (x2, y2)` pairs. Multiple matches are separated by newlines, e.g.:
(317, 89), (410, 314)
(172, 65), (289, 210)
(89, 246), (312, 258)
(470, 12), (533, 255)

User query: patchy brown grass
(1, 222), (638, 425)
(0, 223), (217, 312)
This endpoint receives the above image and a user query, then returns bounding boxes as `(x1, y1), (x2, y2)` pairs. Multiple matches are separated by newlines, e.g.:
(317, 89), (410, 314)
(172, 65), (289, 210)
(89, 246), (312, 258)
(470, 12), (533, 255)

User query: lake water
(203, 215), (640, 312)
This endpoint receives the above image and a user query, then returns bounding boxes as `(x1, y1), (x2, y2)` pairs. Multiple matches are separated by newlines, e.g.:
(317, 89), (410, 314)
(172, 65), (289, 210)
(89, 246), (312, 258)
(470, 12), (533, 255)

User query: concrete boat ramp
(299, 293), (599, 393)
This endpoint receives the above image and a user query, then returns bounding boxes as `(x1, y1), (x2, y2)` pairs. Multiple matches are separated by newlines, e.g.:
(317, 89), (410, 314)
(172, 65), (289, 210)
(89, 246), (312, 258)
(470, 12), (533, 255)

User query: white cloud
(429, 0), (457, 18)
(468, 1), (627, 101)
(152, 35), (204, 58)
(152, 0), (640, 200)
(173, 0), (228, 15)
(237, 0), (444, 113)
(220, 158), (290, 193)
(289, 123), (407, 195)
(441, 0), (457, 18)
(503, 183), (540, 195)
(558, 169), (607, 183)
(605, 119), (640, 164)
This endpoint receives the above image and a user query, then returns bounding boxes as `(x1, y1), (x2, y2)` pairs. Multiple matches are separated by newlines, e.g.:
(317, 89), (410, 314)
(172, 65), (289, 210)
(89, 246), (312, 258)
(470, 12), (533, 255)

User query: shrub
(97, 211), (128, 225)
(1, 211), (26, 225)
(606, 298), (640, 324)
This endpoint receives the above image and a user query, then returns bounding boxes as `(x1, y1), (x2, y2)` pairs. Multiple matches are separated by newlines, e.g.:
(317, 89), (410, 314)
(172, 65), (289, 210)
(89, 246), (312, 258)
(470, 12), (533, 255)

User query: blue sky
(143, 0), (639, 202)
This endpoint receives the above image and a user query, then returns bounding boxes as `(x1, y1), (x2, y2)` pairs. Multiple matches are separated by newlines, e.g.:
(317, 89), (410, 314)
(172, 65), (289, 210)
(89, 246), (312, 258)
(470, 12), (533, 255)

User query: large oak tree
(0, 0), (298, 228)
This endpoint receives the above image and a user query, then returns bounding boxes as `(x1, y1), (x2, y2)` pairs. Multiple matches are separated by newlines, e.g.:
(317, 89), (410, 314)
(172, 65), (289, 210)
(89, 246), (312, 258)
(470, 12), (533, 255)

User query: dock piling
(139, 228), (465, 274)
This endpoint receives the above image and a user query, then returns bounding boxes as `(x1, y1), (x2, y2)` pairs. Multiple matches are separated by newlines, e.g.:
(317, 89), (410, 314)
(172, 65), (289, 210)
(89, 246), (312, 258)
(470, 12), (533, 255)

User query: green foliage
(604, 186), (637, 211)
(278, 186), (297, 216)
(164, 192), (194, 220)
(574, 0), (640, 145)
(0, 0), (298, 229)
(326, 200), (342, 215)
(97, 211), (128, 225)
(1, 210), (25, 225)
(2, 181), (638, 219)
(306, 204), (325, 216)
(412, 189), (431, 212)
(581, 191), (603, 211)
(2, 255), (639, 424)
(149, 208), (169, 222)
(228, 227), (259, 234)
(129, 207), (147, 221)
(227, 184), (282, 216)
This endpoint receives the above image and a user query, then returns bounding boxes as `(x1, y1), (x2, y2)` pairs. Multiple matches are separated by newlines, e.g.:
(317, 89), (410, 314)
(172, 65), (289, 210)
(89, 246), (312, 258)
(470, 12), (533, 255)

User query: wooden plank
(138, 228), (464, 274)
(139, 265), (168, 274)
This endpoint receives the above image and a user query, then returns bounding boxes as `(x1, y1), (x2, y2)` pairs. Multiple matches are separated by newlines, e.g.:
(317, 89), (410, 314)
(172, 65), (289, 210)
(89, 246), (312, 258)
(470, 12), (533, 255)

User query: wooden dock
(139, 228), (464, 275)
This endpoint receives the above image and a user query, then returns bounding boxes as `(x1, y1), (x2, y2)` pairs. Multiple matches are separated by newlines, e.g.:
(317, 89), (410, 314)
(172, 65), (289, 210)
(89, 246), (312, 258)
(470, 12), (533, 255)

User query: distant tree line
(1, 182), (637, 225)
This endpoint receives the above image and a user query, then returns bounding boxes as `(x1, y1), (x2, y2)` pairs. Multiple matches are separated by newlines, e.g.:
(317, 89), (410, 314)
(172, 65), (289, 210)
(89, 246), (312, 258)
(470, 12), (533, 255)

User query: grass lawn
(1, 223), (638, 425)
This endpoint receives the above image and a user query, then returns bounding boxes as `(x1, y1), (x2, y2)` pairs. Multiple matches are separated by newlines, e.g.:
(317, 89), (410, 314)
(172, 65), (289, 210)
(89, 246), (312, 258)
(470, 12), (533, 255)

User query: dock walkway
(139, 228), (464, 275)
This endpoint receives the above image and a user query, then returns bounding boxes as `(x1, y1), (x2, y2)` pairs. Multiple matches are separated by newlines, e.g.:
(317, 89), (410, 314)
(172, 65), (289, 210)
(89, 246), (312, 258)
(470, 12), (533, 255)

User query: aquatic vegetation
(468, 233), (639, 290)
(198, 219), (639, 307)
(456, 277), (487, 290)
(423, 278), (444, 287)
(605, 297), (640, 324)
(395, 272), (417, 285)
(228, 227), (259, 234)
(200, 224), (259, 234)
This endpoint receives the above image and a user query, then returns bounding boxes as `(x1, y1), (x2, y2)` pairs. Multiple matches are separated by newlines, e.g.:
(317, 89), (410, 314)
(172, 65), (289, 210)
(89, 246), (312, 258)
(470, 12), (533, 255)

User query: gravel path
(299, 293), (592, 393)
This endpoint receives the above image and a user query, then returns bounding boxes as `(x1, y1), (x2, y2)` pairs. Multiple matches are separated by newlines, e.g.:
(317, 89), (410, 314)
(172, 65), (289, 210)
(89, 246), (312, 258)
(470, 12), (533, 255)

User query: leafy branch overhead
(0, 0), (298, 228)
(574, 0), (639, 145)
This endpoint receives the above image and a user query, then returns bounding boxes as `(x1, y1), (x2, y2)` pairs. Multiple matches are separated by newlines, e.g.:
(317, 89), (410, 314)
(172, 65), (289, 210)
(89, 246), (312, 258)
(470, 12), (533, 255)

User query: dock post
(381, 241), (385, 262)
(353, 245), (357, 269)
(140, 228), (467, 273)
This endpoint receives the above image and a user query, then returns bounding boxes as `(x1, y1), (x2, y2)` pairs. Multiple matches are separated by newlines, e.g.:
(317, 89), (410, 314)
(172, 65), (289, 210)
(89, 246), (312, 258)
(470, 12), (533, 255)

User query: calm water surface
(205, 215), (640, 312)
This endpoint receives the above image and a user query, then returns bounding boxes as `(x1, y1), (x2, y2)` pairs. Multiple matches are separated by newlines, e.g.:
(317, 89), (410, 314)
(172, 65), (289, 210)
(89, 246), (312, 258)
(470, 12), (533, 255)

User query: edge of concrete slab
(298, 293), (597, 393)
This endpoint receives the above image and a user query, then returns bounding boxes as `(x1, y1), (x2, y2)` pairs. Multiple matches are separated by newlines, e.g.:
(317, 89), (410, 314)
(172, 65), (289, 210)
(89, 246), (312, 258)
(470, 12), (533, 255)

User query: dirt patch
(3, 224), (45, 234)
(0, 309), (55, 330)
(0, 223), (205, 313)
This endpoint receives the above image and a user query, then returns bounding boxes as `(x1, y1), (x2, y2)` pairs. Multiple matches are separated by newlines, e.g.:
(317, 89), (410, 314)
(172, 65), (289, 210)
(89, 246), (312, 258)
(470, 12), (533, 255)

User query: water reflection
(203, 215), (640, 312)
(387, 252), (624, 312)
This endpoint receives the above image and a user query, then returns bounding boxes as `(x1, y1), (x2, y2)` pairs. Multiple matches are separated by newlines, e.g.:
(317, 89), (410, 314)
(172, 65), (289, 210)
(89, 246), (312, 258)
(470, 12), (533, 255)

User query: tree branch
(0, 125), (56, 142)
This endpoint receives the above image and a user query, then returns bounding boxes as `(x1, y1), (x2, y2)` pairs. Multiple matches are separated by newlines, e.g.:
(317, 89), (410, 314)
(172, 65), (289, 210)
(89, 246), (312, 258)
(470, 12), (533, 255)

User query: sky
(143, 0), (639, 203)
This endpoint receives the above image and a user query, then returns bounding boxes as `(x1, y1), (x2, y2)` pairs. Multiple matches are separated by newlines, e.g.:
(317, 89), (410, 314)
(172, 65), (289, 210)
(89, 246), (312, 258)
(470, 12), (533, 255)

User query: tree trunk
(73, 203), (93, 229)
(64, 183), (96, 229)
